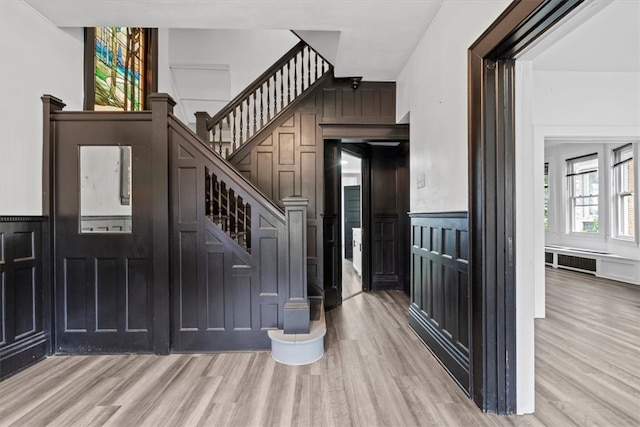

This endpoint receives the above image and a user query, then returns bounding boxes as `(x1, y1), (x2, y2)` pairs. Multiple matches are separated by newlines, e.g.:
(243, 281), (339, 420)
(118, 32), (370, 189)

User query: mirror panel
(80, 146), (132, 233)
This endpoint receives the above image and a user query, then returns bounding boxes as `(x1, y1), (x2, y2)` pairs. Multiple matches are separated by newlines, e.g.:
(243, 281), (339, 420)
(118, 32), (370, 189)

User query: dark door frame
(321, 124), (409, 309)
(468, 0), (583, 414)
(323, 141), (371, 309)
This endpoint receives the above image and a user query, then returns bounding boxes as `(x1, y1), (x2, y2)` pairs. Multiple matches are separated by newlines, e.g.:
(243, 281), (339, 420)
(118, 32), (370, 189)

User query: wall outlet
(417, 173), (425, 189)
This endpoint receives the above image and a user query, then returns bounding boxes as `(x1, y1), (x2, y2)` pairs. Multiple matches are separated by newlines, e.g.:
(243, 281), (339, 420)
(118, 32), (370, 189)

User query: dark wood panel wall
(408, 212), (470, 394)
(0, 217), (49, 379)
(41, 94), (308, 357)
(230, 78), (397, 297)
(169, 116), (300, 350)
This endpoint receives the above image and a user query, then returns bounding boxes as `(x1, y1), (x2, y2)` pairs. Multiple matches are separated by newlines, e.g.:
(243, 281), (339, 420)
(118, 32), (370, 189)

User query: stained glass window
(94, 27), (146, 111)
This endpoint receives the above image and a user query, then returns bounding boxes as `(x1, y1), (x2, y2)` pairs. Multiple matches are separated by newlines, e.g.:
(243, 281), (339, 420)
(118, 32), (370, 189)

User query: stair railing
(196, 41), (332, 158)
(205, 168), (252, 252)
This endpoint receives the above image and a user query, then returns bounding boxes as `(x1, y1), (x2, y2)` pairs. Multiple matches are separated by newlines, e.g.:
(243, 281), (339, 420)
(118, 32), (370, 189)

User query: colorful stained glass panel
(94, 27), (146, 111)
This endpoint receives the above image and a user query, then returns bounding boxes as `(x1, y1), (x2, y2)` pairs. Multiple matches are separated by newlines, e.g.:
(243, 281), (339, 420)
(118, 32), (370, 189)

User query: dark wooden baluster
(234, 195), (239, 242)
(293, 53), (298, 97)
(287, 60), (292, 103)
(211, 124), (216, 153)
(226, 114), (231, 156)
(307, 47), (311, 89)
(232, 109), (237, 152)
(246, 203), (251, 252)
(226, 187), (231, 234)
(209, 173), (215, 219)
(218, 122), (223, 155)
(218, 179), (223, 227)
(204, 168), (210, 217)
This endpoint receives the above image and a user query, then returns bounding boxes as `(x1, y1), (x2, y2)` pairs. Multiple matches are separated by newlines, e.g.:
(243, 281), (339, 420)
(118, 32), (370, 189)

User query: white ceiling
(21, 0), (638, 86)
(23, 0), (446, 81)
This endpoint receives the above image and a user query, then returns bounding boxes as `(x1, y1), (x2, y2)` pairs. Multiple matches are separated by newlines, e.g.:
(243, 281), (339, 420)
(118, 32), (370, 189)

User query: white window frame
(566, 153), (599, 234)
(612, 144), (634, 240)
(544, 162), (550, 232)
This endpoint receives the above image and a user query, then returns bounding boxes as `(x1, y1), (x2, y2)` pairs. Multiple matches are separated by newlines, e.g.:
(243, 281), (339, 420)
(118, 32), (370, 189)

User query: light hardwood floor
(0, 268), (638, 426)
(342, 258), (362, 299)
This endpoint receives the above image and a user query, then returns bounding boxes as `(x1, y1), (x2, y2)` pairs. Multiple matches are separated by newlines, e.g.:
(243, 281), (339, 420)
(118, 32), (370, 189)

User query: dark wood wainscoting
(169, 119), (289, 351)
(408, 212), (470, 393)
(0, 217), (49, 379)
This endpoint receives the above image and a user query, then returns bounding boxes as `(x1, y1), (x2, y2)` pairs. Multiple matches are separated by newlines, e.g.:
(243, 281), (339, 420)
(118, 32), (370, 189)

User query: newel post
(283, 197), (310, 334)
(194, 111), (211, 143)
(149, 93), (176, 354)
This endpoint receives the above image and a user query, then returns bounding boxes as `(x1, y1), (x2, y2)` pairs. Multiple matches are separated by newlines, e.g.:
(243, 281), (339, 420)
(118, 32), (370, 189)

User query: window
(613, 144), (634, 238)
(567, 154), (599, 233)
(544, 162), (549, 231)
(84, 27), (157, 111)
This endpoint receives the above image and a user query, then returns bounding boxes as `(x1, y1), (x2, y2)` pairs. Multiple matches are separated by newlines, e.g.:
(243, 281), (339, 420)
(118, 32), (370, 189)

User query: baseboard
(0, 332), (47, 380)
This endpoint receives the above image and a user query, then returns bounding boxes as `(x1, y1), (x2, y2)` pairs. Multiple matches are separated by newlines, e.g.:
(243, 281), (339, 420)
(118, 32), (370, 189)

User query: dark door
(370, 144), (409, 290)
(343, 185), (361, 259)
(54, 120), (154, 353)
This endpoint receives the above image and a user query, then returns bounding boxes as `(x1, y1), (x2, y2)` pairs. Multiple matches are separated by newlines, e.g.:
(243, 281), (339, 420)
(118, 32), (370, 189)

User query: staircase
(193, 39), (332, 364)
(195, 41), (332, 158)
(41, 38), (397, 364)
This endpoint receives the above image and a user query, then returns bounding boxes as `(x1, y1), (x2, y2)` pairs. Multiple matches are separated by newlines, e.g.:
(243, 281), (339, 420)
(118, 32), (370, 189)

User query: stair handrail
(169, 114), (286, 223)
(200, 40), (333, 157)
(206, 41), (307, 130)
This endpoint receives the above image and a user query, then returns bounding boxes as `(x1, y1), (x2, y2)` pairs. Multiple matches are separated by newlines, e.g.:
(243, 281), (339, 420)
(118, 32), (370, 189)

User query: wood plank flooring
(342, 258), (362, 299)
(533, 268), (640, 426)
(1, 267), (638, 426)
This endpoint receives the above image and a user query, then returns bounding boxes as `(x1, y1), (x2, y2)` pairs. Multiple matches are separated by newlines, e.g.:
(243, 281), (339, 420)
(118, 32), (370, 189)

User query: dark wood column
(149, 93), (175, 354)
(283, 197), (310, 334)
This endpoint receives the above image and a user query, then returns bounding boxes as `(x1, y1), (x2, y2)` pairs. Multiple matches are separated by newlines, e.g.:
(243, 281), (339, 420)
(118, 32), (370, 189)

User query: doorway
(341, 151), (363, 299)
(322, 137), (410, 310)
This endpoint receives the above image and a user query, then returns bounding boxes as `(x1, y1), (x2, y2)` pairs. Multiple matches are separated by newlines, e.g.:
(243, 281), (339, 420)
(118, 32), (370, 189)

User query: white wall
(168, 29), (297, 124)
(0, 6), (297, 215)
(533, 71), (640, 126)
(0, 0), (84, 215)
(396, 0), (510, 213)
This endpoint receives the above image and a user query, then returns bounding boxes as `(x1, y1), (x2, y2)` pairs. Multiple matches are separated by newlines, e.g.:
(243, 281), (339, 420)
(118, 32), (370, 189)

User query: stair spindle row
(202, 42), (332, 159)
(205, 167), (252, 253)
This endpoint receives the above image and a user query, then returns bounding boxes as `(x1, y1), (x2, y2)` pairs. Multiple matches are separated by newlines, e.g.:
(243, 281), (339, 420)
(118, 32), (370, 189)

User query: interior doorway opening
(341, 151), (363, 300)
